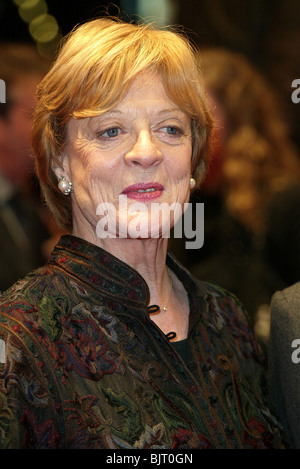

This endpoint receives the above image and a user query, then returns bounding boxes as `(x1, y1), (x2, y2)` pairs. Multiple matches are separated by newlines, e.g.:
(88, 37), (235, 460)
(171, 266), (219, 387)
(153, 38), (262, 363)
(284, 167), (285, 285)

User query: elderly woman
(0, 18), (284, 449)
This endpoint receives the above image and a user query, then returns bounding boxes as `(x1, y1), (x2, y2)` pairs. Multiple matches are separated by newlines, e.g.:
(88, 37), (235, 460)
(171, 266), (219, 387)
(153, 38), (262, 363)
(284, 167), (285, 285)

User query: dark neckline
(171, 338), (189, 363)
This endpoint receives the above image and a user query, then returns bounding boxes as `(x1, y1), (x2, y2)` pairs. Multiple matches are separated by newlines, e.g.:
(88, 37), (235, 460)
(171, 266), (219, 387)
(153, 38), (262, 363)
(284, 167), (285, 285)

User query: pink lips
(121, 182), (164, 200)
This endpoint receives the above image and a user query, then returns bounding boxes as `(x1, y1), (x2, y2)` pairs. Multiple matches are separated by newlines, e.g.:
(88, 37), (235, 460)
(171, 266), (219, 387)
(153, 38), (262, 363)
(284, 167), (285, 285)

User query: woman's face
(61, 72), (193, 240)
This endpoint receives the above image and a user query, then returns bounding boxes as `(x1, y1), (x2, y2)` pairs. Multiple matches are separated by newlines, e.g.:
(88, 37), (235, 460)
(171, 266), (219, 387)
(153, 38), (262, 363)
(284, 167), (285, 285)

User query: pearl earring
(189, 177), (196, 189)
(58, 176), (73, 195)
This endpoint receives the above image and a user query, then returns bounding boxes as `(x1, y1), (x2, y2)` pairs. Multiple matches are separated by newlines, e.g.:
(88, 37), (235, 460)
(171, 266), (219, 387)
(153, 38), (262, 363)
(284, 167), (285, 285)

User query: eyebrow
(156, 108), (187, 116)
(97, 107), (188, 119)
(102, 110), (123, 116)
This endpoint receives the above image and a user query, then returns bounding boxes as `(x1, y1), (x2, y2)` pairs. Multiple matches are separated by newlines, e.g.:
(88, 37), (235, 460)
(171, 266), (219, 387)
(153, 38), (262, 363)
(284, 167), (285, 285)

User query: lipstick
(121, 182), (164, 201)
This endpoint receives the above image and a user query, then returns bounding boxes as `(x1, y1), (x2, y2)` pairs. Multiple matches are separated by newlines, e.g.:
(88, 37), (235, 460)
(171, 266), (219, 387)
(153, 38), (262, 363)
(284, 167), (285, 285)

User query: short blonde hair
(32, 17), (213, 231)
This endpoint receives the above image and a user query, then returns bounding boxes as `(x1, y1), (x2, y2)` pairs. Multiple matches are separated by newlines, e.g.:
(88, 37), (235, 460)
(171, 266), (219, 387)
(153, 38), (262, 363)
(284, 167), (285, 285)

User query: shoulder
(0, 267), (66, 449)
(0, 263), (70, 380)
(167, 255), (254, 339)
(270, 282), (300, 335)
(271, 282), (300, 313)
(198, 280), (248, 320)
(194, 280), (261, 359)
(0, 265), (52, 307)
(170, 252), (246, 317)
(0, 264), (68, 336)
(270, 282), (300, 344)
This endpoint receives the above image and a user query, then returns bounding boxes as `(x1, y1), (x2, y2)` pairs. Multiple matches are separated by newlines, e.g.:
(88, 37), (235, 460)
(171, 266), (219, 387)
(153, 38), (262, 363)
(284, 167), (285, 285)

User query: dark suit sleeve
(269, 285), (300, 448)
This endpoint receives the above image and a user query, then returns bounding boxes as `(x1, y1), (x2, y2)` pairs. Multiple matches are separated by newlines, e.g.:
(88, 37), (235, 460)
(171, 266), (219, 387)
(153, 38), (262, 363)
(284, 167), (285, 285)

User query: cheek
(68, 141), (112, 186)
(166, 152), (192, 206)
(169, 145), (192, 180)
(66, 149), (105, 206)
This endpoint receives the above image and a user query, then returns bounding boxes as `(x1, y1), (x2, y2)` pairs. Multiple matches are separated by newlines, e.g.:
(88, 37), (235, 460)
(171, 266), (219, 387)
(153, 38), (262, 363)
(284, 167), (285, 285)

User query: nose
(125, 130), (163, 168)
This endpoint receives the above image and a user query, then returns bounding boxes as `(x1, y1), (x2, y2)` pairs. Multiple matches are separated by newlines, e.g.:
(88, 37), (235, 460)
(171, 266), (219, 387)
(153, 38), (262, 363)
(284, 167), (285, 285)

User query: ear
(51, 154), (71, 182)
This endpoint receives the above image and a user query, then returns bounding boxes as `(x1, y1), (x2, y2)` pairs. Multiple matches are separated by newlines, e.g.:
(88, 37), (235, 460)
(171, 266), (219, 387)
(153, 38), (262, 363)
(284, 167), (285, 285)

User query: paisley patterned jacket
(0, 235), (284, 449)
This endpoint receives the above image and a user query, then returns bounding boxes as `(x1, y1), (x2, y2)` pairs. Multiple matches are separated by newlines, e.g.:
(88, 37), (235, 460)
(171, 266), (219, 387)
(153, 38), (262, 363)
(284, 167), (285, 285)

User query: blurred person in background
(170, 47), (300, 346)
(0, 43), (54, 290)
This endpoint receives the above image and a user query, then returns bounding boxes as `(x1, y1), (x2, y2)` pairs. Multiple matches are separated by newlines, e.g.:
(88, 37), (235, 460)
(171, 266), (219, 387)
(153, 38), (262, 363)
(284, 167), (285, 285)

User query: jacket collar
(49, 234), (207, 326)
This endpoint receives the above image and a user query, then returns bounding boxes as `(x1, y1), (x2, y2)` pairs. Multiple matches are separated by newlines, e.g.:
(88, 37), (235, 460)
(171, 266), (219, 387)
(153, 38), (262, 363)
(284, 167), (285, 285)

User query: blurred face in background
(0, 74), (41, 187)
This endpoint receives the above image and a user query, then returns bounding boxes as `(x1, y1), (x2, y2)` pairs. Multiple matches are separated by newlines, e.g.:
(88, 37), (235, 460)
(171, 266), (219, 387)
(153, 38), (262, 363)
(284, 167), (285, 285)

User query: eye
(98, 127), (121, 138)
(160, 126), (183, 136)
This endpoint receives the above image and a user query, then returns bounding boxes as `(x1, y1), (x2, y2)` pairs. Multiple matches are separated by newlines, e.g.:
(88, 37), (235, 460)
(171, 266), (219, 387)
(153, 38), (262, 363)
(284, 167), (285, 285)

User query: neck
(71, 225), (190, 341)
(72, 223), (171, 307)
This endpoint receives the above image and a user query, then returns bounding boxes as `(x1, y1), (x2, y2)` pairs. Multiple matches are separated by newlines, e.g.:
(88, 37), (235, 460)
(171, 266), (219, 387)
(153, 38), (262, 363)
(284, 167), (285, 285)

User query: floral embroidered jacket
(0, 235), (284, 449)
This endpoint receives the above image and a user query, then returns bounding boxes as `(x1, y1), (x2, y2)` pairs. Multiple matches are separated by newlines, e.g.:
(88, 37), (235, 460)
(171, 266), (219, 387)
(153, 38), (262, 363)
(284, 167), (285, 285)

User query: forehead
(121, 72), (167, 99)
(69, 72), (190, 133)
(112, 72), (187, 115)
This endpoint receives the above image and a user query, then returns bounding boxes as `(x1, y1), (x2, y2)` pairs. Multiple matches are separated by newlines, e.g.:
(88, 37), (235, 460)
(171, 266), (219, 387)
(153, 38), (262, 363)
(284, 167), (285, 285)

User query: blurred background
(1, 0), (300, 346)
